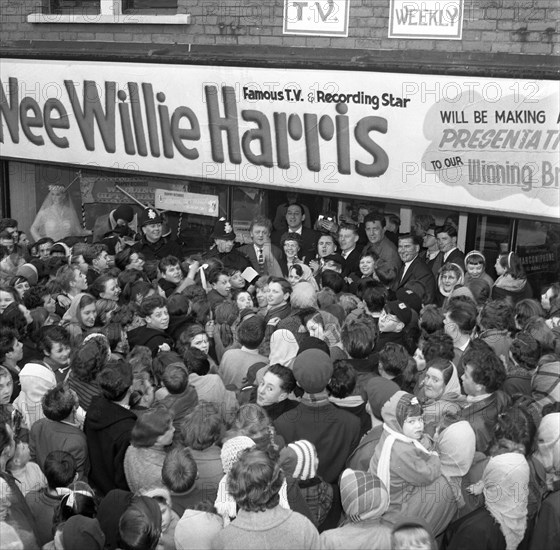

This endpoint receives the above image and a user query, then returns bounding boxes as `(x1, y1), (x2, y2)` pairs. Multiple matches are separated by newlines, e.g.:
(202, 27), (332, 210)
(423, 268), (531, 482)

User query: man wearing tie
(392, 233), (436, 305)
(272, 203), (320, 262)
(239, 216), (283, 277)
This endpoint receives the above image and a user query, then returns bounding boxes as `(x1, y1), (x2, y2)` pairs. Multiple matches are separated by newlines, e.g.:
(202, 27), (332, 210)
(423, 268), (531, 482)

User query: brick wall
(0, 0), (558, 57)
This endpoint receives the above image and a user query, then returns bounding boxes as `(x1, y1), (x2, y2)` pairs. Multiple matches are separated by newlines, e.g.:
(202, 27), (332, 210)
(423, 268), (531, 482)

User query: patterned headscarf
(340, 468), (389, 522)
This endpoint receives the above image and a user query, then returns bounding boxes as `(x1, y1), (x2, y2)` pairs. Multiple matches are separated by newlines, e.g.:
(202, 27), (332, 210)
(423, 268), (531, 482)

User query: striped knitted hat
(285, 440), (318, 480)
(340, 468), (389, 521)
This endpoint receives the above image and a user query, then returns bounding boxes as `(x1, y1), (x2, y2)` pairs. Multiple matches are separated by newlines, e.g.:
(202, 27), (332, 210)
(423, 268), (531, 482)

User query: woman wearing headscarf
(445, 405), (532, 550)
(319, 468), (392, 550)
(435, 263), (464, 308)
(12, 362), (56, 429)
(415, 358), (466, 436)
(288, 263), (319, 292)
(530, 410), (560, 550)
(434, 419), (476, 511)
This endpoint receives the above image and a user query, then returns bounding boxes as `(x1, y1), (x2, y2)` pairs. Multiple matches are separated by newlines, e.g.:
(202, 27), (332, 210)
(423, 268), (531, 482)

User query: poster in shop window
(0, 58), (558, 221)
(388, 0), (464, 40)
(283, 0), (351, 36)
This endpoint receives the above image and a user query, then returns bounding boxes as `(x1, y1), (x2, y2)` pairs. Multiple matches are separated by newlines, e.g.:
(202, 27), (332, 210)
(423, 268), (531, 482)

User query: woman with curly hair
(67, 335), (110, 411)
(61, 293), (98, 347)
(212, 447), (320, 549)
(435, 263), (464, 308)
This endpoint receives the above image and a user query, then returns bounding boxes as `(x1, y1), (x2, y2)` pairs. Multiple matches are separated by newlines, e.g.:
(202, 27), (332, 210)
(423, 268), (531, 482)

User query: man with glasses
(392, 233), (435, 305)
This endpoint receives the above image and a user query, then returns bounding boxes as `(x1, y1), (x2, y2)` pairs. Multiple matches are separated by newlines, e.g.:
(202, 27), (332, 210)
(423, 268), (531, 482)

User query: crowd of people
(0, 201), (559, 550)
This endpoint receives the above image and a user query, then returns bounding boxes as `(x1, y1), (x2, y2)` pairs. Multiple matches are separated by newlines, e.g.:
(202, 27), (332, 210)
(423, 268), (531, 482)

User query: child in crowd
(463, 250), (493, 287)
(369, 392), (441, 525)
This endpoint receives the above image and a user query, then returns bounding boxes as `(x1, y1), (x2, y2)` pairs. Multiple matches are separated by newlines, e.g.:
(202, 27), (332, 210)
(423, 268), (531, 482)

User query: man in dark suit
(393, 233), (436, 305)
(337, 223), (362, 278)
(272, 203), (320, 263)
(238, 216), (283, 277)
(432, 223), (465, 277)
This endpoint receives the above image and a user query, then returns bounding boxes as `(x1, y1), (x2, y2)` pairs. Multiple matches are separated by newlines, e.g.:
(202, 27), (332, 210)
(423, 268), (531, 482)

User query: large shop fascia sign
(389, 0), (464, 40)
(0, 59), (558, 220)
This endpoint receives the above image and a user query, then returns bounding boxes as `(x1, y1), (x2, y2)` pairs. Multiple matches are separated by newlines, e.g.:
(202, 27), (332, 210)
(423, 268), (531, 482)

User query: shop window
(123, 0), (178, 10)
(516, 219), (560, 296)
(50, 0), (178, 14)
(30, 0), (189, 23)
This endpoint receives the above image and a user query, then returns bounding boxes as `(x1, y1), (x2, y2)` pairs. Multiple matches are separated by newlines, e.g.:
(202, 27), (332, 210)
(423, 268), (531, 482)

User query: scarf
(215, 436), (290, 524)
(215, 476), (290, 525)
(376, 423), (438, 495)
(483, 453), (529, 550)
(494, 273), (527, 292)
(533, 412), (560, 490)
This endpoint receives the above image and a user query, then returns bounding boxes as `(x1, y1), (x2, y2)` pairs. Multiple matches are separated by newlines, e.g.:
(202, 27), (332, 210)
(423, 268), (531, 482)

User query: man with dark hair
(362, 212), (402, 273)
(392, 233), (436, 306)
(341, 317), (378, 394)
(444, 297), (478, 378)
(460, 342), (509, 454)
(92, 204), (137, 243)
(0, 218), (18, 237)
(273, 203), (320, 263)
(361, 285), (387, 322)
(83, 361), (137, 495)
(256, 363), (298, 420)
(24, 450), (77, 546)
(29, 384), (89, 480)
(157, 255), (198, 297)
(161, 363), (198, 441)
(84, 243), (110, 286)
(206, 267), (232, 312)
(432, 223), (465, 277)
(321, 269), (345, 294)
(219, 316), (267, 390)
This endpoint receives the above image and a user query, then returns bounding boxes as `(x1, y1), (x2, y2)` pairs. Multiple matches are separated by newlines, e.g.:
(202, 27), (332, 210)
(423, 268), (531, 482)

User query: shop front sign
(1, 59), (558, 220)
